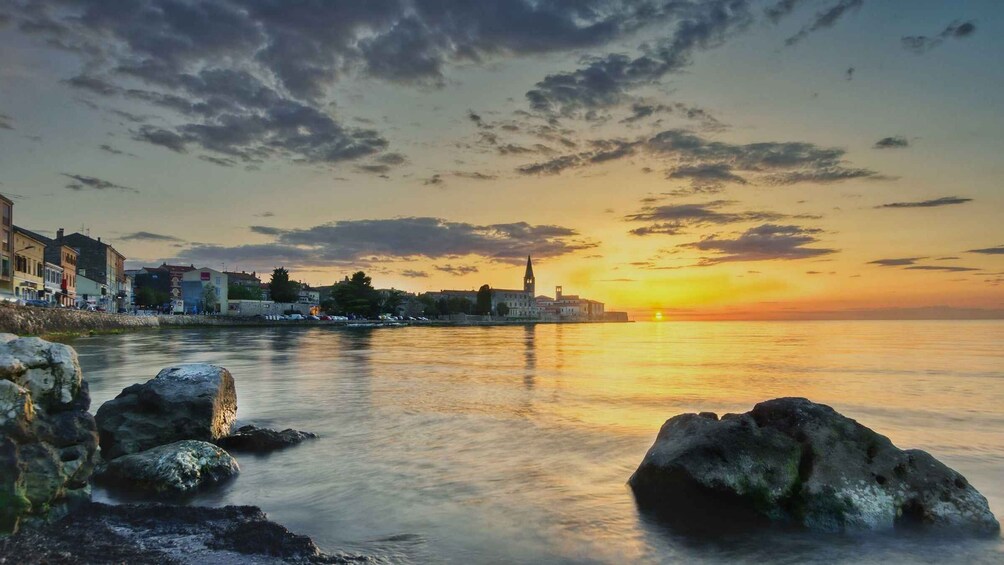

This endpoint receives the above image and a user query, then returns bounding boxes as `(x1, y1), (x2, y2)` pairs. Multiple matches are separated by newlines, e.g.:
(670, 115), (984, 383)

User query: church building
(490, 255), (541, 319)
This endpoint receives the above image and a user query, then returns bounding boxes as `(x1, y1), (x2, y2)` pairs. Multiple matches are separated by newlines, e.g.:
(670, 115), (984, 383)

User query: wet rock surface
(96, 440), (239, 494)
(218, 425), (318, 453)
(630, 397), (1000, 535)
(0, 335), (97, 534)
(95, 364), (237, 459)
(0, 502), (368, 564)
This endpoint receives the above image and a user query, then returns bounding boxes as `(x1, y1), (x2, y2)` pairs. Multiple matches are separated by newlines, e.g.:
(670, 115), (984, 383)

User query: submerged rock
(0, 335), (97, 534)
(629, 398), (1000, 535)
(217, 425), (318, 453)
(97, 440), (239, 494)
(95, 364), (237, 459)
(0, 502), (366, 564)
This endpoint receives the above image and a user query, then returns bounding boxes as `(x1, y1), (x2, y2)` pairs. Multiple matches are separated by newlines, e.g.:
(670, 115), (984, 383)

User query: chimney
(56, 228), (64, 240)
(97, 236), (101, 243)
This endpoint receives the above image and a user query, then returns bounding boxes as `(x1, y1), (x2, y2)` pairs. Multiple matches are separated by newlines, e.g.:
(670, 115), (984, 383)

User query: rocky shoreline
(0, 502), (366, 564)
(0, 334), (334, 563)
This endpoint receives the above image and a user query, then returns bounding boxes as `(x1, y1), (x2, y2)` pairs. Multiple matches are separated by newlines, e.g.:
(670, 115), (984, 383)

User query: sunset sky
(1, 1), (1002, 319)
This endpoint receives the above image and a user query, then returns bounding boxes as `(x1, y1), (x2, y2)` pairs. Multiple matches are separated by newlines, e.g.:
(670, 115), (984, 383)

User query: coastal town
(0, 193), (627, 323)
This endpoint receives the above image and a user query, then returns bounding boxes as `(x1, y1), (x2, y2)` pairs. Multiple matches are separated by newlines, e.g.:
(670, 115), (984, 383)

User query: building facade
(12, 227), (46, 302)
(53, 231), (126, 311)
(43, 262), (63, 305)
(181, 268), (228, 314)
(44, 242), (79, 307)
(0, 195), (13, 300)
(537, 285), (605, 320)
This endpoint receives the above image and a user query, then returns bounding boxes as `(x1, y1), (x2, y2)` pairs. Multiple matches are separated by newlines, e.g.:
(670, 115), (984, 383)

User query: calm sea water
(68, 322), (1003, 564)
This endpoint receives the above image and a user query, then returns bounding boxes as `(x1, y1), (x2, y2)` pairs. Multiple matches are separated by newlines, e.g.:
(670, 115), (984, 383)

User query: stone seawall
(0, 304), (269, 336)
(0, 303), (630, 337)
(0, 304), (159, 336)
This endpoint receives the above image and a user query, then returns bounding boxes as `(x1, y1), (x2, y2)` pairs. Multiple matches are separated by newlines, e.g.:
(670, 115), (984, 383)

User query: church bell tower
(523, 255), (535, 295)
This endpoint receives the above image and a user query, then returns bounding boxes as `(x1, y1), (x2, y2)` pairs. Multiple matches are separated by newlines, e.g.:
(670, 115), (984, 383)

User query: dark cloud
(666, 163), (747, 190)
(98, 144), (134, 156)
(683, 224), (836, 264)
(177, 217), (595, 269)
(452, 171), (497, 181)
(355, 164), (393, 175)
(968, 245), (1004, 255)
(764, 0), (804, 23)
(133, 126), (188, 153)
(626, 199), (811, 236)
(498, 143), (556, 156)
(844, 67), (854, 81)
(876, 196), (972, 209)
(870, 257), (981, 272)
(424, 174), (444, 186)
(13, 0), (709, 163)
(873, 136), (909, 149)
(249, 226), (285, 236)
(620, 102), (723, 128)
(119, 231), (183, 242)
(435, 264), (480, 276)
(255, 212), (276, 218)
(355, 153), (407, 175)
(400, 269), (429, 278)
(868, 257), (923, 267)
(62, 173), (138, 194)
(0, 113), (13, 130)
(198, 155), (238, 167)
(902, 20), (977, 54)
(519, 128), (885, 186)
(376, 152), (408, 165)
(525, 1), (754, 117)
(904, 265), (979, 272)
(784, 0), (863, 47)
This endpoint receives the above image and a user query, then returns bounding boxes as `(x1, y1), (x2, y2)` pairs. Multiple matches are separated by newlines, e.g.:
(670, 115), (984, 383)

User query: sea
(69, 321), (1003, 564)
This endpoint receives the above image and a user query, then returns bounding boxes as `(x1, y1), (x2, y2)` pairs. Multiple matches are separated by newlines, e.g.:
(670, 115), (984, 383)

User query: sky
(1, 0), (1002, 320)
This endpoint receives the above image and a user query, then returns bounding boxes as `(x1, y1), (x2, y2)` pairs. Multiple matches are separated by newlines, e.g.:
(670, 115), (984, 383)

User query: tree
(332, 271), (380, 317)
(475, 284), (493, 315)
(136, 286), (156, 308)
(269, 267), (300, 303)
(438, 296), (473, 315)
(416, 294), (440, 317)
(496, 302), (510, 317)
(202, 283), (218, 313)
(228, 284), (262, 300)
(381, 289), (407, 315)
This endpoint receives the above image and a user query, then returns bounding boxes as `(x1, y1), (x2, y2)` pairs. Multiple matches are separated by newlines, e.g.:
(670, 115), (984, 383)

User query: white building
(537, 286), (605, 320)
(43, 262), (63, 305)
(181, 268), (228, 314)
(76, 274), (108, 309)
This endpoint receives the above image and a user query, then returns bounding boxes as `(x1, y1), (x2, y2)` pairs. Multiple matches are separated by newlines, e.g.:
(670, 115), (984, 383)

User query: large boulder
(629, 398), (1000, 536)
(97, 440), (239, 494)
(95, 364), (237, 460)
(0, 335), (97, 534)
(217, 425), (318, 453)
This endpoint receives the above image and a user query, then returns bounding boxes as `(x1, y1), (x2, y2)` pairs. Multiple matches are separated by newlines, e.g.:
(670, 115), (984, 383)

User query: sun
(654, 311), (664, 321)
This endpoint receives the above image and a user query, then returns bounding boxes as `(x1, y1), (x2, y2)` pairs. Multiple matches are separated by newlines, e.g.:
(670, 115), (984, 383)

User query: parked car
(24, 299), (50, 308)
(288, 313), (304, 321)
